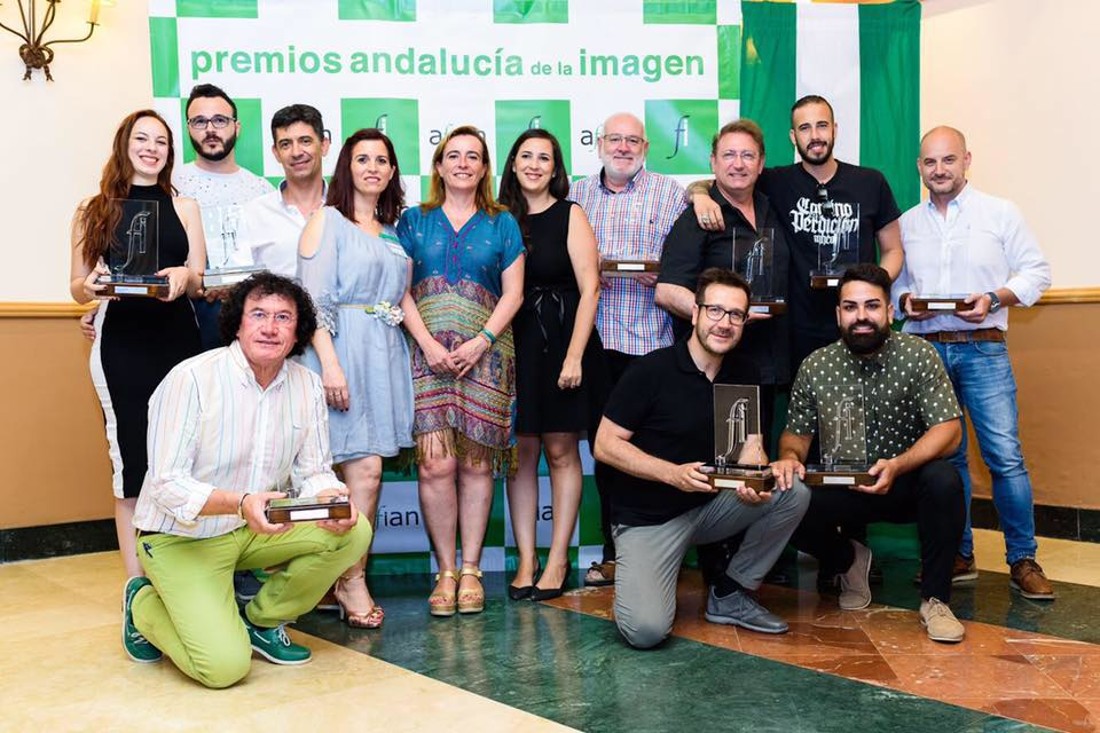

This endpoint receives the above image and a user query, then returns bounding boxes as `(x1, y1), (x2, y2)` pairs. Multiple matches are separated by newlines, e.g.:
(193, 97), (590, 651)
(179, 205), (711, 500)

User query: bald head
(920, 125), (967, 154)
(917, 125), (971, 204)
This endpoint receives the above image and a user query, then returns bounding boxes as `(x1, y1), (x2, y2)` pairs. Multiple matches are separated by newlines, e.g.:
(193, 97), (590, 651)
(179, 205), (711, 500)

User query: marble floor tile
(883, 653), (1070, 699)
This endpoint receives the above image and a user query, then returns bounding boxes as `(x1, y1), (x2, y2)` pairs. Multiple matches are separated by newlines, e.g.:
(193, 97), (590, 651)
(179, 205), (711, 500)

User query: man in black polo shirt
(593, 268), (809, 649)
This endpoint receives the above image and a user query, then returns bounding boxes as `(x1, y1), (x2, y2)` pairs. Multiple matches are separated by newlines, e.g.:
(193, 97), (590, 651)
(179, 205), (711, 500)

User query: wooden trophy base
(601, 260), (660, 277)
(97, 275), (169, 298)
(909, 296), (970, 313)
(809, 273), (841, 289)
(749, 299), (787, 315)
(204, 266), (264, 290)
(703, 465), (776, 492)
(803, 464), (875, 487)
(264, 496), (352, 523)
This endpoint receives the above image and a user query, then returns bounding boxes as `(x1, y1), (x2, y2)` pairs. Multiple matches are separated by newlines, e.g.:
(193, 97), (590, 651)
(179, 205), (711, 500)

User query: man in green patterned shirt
(771, 264), (967, 642)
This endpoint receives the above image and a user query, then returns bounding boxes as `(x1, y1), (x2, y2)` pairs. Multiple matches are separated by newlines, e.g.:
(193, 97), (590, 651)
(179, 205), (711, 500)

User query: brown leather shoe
(912, 553), (978, 586)
(1010, 558), (1055, 600)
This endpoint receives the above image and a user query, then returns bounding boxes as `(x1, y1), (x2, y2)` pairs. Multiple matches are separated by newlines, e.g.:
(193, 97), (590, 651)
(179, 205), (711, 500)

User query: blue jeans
(930, 340), (1037, 565)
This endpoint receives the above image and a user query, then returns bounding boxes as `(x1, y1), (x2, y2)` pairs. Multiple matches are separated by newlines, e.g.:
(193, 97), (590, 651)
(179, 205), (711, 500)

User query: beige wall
(0, 0), (153, 303)
(922, 0), (1100, 289)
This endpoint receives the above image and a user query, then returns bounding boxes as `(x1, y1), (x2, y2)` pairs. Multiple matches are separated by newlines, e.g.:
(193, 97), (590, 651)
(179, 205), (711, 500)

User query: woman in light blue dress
(298, 128), (414, 629)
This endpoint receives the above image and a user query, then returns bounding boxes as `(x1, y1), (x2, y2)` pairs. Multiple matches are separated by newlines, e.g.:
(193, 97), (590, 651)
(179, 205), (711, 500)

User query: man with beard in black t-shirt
(690, 95), (904, 369)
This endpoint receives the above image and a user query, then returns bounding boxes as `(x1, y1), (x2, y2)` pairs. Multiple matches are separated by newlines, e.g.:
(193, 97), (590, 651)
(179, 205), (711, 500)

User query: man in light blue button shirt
(893, 126), (1053, 600)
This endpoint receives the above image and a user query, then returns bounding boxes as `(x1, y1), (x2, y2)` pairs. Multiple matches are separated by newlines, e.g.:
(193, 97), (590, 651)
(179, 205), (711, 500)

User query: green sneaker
(244, 618), (311, 665)
(122, 577), (162, 663)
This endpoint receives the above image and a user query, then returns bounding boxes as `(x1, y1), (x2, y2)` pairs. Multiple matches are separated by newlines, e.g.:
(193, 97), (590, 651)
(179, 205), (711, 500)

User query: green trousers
(132, 520), (372, 688)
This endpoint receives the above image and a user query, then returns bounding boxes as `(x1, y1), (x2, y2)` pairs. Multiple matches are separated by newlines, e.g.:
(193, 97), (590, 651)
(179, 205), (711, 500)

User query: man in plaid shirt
(569, 112), (687, 586)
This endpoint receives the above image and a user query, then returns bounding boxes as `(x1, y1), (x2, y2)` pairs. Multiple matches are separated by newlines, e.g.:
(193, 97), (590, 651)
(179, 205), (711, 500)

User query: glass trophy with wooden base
(202, 203), (264, 290)
(96, 199), (170, 297)
(702, 384), (776, 492)
(803, 384), (874, 486)
(734, 227), (786, 315)
(809, 202), (860, 289)
(264, 495), (352, 523)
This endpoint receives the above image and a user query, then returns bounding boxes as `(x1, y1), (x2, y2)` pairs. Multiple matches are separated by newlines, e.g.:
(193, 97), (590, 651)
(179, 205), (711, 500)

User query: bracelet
(479, 327), (497, 346)
(236, 493), (248, 520)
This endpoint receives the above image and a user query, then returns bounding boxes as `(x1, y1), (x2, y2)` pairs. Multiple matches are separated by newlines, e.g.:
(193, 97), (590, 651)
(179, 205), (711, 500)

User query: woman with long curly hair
(69, 110), (205, 577)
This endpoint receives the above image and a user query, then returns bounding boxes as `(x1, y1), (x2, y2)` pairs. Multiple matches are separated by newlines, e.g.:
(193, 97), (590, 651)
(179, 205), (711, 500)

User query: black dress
(513, 199), (604, 435)
(90, 184), (201, 498)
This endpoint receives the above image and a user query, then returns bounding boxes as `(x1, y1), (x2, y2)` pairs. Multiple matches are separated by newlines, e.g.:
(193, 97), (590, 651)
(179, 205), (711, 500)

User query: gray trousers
(613, 484), (810, 649)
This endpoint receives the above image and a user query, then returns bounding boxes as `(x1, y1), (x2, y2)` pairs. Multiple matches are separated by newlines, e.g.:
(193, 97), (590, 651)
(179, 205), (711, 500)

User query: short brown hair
(711, 119), (765, 158)
(695, 267), (752, 304)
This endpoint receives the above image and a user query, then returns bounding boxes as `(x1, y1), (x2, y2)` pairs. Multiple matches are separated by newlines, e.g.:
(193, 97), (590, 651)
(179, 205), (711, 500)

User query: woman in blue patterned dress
(398, 126), (525, 616)
(298, 128), (415, 628)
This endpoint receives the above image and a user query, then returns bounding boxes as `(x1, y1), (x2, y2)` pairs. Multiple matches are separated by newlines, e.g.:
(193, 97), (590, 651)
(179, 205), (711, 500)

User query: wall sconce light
(0, 0), (109, 81)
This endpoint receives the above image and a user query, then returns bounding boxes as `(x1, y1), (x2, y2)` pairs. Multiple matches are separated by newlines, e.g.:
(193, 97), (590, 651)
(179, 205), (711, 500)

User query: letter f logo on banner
(375, 114), (389, 135)
(528, 115), (542, 129)
(667, 115), (690, 159)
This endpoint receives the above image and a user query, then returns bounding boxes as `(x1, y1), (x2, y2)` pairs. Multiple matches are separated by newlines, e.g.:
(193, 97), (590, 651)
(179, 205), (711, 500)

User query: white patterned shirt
(132, 340), (343, 538)
(172, 163), (274, 269)
(894, 184), (1051, 333)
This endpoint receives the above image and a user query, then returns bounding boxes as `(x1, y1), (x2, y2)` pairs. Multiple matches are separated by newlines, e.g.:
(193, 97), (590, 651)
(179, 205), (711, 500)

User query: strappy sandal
(429, 570), (459, 617)
(457, 566), (484, 614)
(334, 573), (385, 629)
(584, 561), (616, 587)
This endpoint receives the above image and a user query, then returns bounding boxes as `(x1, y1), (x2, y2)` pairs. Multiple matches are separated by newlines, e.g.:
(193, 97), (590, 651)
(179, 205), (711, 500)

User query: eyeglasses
(698, 303), (748, 325)
(718, 150), (760, 164)
(602, 134), (646, 148)
(246, 309), (296, 326)
(188, 115), (236, 130)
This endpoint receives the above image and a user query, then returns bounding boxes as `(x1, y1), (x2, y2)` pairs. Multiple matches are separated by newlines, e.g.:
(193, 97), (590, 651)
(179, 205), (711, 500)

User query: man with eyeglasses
(569, 112), (688, 589)
(692, 96), (904, 369)
(80, 84), (274, 350)
(122, 273), (371, 688)
(593, 268), (809, 648)
(773, 264), (967, 643)
(235, 104), (331, 280)
(658, 119), (792, 587)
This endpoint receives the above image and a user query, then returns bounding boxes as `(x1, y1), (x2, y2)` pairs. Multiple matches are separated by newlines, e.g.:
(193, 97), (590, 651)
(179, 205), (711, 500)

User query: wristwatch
(985, 291), (1002, 313)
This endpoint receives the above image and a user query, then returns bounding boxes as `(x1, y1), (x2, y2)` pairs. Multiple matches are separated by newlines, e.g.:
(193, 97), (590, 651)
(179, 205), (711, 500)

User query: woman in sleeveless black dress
(499, 129), (603, 601)
(70, 110), (204, 577)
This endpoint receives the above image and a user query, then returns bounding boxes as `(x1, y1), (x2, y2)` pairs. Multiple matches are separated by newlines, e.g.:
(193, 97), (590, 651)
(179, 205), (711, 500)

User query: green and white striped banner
(148, 0), (920, 573)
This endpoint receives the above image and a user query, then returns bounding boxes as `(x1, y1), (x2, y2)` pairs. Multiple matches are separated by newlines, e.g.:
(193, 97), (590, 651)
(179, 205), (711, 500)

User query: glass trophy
(804, 384), (874, 486)
(600, 259), (660, 277)
(906, 269), (971, 313)
(701, 384), (776, 492)
(733, 227), (786, 314)
(202, 204), (264, 290)
(96, 199), (169, 297)
(809, 202), (860, 289)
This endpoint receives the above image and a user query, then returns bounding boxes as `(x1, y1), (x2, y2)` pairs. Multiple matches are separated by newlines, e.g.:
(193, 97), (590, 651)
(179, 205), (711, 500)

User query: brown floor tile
(884, 653), (1069, 699)
(777, 653), (899, 685)
(983, 698), (1098, 733)
(1027, 655), (1100, 699)
(857, 607), (1025, 656)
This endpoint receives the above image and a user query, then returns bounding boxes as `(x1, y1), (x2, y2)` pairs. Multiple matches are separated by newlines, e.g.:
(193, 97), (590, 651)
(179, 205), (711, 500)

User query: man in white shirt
(893, 126), (1054, 599)
(122, 273), (371, 688)
(235, 104), (330, 278)
(175, 83), (275, 349)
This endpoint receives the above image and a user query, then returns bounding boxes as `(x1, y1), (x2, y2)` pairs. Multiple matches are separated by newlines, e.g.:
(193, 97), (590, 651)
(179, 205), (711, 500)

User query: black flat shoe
(508, 583), (534, 600)
(508, 559), (540, 601)
(531, 567), (570, 602)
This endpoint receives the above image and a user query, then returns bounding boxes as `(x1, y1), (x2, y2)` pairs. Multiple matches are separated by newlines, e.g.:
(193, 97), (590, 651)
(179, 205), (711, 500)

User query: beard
(797, 136), (834, 165)
(842, 320), (890, 355)
(190, 131), (237, 162)
(694, 321), (739, 356)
